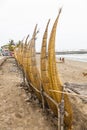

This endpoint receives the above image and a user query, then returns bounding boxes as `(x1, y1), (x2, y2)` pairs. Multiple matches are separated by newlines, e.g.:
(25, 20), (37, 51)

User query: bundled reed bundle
(14, 9), (73, 130)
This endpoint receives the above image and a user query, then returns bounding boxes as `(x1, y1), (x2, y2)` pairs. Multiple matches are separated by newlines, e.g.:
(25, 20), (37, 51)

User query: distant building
(1, 45), (10, 56)
(1, 44), (9, 50)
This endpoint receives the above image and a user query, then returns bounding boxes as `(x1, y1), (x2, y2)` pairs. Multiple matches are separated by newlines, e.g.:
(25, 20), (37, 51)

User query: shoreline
(36, 54), (87, 84)
(57, 58), (87, 84)
(56, 53), (87, 63)
(36, 54), (87, 129)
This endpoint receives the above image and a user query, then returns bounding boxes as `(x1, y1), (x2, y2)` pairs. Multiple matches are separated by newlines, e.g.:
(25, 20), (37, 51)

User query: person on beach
(60, 57), (61, 61)
(62, 57), (65, 63)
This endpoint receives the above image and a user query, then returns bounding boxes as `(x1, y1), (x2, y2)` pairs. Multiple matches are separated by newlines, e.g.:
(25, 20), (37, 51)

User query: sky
(0, 0), (87, 51)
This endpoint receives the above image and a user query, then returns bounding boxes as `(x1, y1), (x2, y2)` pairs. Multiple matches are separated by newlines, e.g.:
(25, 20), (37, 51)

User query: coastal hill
(56, 50), (87, 55)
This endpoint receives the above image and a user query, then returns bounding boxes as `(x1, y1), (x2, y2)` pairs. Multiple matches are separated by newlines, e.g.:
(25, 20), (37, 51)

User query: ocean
(0, 54), (87, 62)
(56, 54), (87, 62)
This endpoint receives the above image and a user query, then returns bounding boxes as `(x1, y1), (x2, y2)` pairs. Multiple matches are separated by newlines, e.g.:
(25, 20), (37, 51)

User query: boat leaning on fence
(14, 8), (73, 130)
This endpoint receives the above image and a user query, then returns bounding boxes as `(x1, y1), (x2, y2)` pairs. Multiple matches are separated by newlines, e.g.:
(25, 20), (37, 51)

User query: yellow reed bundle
(27, 25), (42, 101)
(48, 8), (73, 130)
(22, 35), (29, 74)
(40, 19), (58, 114)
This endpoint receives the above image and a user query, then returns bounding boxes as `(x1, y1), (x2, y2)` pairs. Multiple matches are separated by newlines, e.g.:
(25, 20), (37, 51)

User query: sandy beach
(57, 57), (87, 130)
(57, 58), (87, 84)
(37, 54), (87, 129)
(56, 57), (87, 129)
(37, 54), (87, 84)
(0, 56), (87, 130)
(0, 58), (58, 130)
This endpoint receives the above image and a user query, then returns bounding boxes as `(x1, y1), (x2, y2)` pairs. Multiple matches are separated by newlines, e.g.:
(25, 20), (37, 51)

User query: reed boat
(22, 35), (29, 75)
(48, 8), (73, 130)
(14, 9), (73, 129)
(40, 19), (58, 115)
(27, 25), (42, 101)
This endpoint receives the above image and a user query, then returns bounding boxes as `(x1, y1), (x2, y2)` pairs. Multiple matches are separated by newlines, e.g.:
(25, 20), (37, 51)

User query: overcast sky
(0, 0), (87, 51)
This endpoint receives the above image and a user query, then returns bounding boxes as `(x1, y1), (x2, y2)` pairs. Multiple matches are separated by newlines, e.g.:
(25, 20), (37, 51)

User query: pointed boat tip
(48, 19), (50, 23)
(21, 36), (25, 43)
(26, 34), (30, 40)
(46, 19), (50, 28)
(35, 24), (38, 30)
(59, 7), (62, 14)
(54, 7), (62, 23)
(25, 34), (30, 45)
(27, 34), (30, 38)
(57, 7), (62, 18)
(47, 19), (50, 26)
(36, 23), (38, 27)
(33, 24), (38, 33)
(32, 24), (38, 38)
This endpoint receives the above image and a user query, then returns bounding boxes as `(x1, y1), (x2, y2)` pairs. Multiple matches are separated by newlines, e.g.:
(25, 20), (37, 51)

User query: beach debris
(82, 72), (87, 76)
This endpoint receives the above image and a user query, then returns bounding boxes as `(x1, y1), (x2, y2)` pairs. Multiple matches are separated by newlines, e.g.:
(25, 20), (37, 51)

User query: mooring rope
(49, 89), (87, 98)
